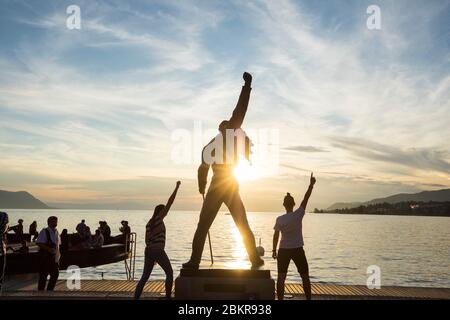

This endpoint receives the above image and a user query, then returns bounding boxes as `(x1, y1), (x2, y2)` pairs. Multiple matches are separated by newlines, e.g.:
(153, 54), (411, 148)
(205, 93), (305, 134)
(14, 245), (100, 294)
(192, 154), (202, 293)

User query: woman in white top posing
(272, 173), (316, 300)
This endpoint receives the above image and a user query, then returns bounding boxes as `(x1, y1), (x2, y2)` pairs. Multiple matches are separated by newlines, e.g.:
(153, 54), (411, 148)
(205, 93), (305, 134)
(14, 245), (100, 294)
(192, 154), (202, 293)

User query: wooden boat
(4, 233), (135, 276)
(5, 244), (130, 275)
(6, 233), (32, 243)
(7, 233), (125, 245)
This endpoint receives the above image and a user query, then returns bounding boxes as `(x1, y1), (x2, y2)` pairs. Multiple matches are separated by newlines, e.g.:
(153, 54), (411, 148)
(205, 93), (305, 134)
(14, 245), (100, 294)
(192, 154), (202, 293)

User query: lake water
(4, 209), (450, 288)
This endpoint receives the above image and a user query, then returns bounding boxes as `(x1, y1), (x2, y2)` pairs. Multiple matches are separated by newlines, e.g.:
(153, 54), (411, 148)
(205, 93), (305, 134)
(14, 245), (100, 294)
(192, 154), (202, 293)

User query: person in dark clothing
(82, 226), (93, 248)
(76, 219), (87, 240)
(9, 219), (24, 244)
(98, 221), (104, 233)
(120, 220), (131, 237)
(183, 72), (263, 270)
(36, 216), (60, 291)
(118, 220), (132, 249)
(99, 221), (111, 243)
(29, 221), (38, 241)
(104, 222), (111, 239)
(60, 229), (69, 253)
(135, 181), (180, 300)
(9, 219), (24, 235)
(0, 211), (9, 292)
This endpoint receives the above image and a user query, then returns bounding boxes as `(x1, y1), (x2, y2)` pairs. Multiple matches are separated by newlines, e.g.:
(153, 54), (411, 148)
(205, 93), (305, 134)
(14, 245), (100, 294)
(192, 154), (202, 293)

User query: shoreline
(315, 212), (450, 217)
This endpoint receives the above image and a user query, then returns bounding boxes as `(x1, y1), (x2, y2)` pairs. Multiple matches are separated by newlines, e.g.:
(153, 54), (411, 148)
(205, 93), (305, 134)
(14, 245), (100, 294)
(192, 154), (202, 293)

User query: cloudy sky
(0, 0), (449, 211)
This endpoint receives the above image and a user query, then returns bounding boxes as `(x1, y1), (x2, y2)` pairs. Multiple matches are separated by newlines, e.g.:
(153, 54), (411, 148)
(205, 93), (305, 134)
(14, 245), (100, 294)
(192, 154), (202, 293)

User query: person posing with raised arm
(272, 173), (316, 300)
(182, 72), (264, 270)
(134, 181), (181, 300)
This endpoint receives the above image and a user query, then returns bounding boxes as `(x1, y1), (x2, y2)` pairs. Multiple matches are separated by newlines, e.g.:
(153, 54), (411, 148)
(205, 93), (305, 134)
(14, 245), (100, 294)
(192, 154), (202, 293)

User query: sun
(233, 155), (261, 183)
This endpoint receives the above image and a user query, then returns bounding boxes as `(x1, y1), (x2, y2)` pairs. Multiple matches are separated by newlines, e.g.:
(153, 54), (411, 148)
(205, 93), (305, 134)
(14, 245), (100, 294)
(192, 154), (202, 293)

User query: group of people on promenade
(0, 215), (131, 291)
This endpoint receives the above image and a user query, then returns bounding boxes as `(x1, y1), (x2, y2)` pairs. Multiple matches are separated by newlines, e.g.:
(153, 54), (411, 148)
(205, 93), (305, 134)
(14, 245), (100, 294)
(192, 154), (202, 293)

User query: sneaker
(182, 260), (199, 269)
(251, 258), (264, 270)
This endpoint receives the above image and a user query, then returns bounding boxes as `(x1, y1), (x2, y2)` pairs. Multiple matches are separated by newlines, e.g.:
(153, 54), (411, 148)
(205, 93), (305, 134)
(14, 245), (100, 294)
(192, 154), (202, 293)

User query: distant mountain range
(2, 188), (450, 211)
(0, 190), (153, 210)
(47, 202), (150, 210)
(0, 190), (52, 209)
(327, 189), (450, 210)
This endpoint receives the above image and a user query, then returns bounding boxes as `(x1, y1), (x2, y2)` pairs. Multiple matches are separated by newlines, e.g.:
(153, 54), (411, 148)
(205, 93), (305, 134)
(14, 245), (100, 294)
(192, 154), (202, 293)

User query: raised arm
(160, 181), (181, 218)
(300, 173), (316, 210)
(228, 72), (252, 129)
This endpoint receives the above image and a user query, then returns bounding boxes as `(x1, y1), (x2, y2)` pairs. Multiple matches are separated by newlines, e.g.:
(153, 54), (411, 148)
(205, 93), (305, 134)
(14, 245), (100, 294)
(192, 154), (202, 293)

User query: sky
(0, 0), (449, 211)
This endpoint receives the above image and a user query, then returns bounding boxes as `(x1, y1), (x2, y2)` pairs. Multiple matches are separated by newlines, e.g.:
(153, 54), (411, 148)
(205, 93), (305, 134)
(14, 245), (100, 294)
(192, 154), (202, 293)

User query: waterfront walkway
(2, 279), (449, 299)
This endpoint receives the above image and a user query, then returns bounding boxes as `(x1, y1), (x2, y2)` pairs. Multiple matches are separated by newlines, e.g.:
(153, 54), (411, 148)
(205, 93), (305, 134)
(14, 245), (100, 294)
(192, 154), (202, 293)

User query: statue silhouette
(182, 72), (264, 270)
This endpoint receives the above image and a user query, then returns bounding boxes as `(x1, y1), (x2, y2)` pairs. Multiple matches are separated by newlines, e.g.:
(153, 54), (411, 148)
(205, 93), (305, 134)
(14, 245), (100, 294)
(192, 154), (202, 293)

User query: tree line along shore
(314, 201), (450, 217)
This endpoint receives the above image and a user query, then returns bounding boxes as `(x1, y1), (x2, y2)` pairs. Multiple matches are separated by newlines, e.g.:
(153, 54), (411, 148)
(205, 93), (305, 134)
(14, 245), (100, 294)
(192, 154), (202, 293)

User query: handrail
(124, 232), (137, 280)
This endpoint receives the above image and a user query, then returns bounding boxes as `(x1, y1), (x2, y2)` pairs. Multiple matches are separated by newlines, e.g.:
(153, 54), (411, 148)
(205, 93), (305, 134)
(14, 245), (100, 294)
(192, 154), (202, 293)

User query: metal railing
(124, 232), (137, 280)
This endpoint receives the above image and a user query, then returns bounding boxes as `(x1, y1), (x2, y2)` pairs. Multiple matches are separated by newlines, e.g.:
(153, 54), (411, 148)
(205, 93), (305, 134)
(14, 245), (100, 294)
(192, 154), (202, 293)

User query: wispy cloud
(330, 136), (450, 174)
(0, 0), (449, 209)
(284, 145), (328, 153)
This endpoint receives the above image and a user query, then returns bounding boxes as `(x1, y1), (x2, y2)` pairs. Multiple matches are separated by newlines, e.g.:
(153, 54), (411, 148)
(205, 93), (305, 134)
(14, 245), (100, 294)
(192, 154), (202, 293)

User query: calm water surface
(4, 210), (450, 287)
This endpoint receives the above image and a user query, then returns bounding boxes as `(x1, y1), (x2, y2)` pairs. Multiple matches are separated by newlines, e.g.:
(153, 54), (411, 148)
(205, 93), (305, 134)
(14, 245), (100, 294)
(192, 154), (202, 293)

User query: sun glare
(224, 226), (250, 269)
(233, 155), (261, 183)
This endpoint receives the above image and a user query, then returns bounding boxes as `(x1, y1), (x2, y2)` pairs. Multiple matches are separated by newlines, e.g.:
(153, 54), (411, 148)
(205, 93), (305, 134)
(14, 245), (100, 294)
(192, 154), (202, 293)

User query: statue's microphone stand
(202, 194), (214, 265)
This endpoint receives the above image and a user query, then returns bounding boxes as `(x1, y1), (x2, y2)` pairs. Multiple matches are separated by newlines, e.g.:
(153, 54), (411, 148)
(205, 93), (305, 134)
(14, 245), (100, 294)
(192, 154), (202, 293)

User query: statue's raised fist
(243, 72), (252, 84)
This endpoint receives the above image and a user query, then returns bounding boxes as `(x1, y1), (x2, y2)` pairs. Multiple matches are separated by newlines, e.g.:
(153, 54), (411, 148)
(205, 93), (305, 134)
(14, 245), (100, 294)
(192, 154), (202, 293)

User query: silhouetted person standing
(120, 220), (131, 236)
(9, 219), (24, 235)
(117, 220), (130, 241)
(29, 221), (38, 241)
(183, 72), (264, 269)
(36, 216), (61, 291)
(0, 211), (9, 292)
(60, 229), (69, 253)
(9, 219), (24, 244)
(104, 222), (111, 240)
(99, 221), (111, 243)
(76, 219), (87, 239)
(272, 173), (316, 300)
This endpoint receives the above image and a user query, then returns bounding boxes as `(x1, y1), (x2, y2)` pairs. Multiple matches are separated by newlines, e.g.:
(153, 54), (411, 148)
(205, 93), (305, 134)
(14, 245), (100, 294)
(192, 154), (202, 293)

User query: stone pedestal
(175, 269), (275, 300)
